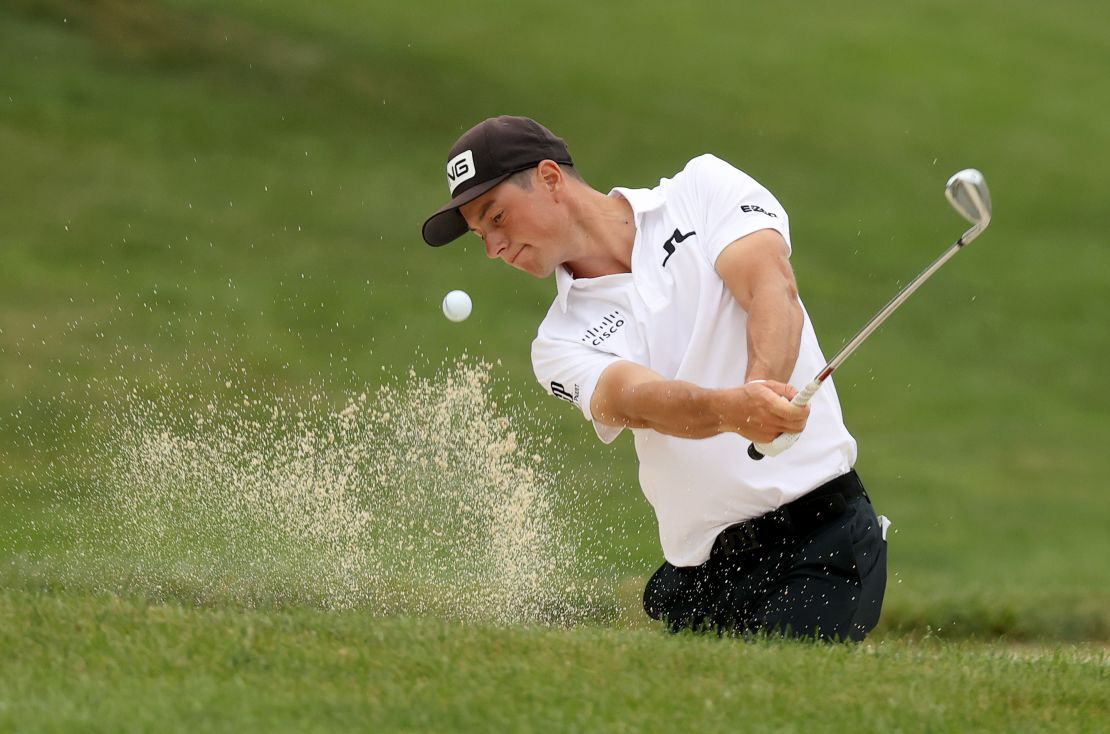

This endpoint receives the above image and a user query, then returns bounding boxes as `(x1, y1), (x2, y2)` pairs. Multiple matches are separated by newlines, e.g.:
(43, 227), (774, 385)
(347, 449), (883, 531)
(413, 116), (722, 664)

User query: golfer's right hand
(720, 380), (810, 443)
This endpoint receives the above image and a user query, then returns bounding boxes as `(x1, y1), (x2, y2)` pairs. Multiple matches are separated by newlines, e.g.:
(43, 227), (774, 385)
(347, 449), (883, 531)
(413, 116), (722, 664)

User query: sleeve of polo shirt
(686, 154), (793, 264)
(531, 335), (625, 444)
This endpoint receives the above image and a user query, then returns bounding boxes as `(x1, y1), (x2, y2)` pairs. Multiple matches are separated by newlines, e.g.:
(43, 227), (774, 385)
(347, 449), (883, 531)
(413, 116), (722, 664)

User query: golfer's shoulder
(531, 294), (622, 368)
(664, 154), (759, 197)
(529, 302), (609, 386)
(676, 153), (747, 176)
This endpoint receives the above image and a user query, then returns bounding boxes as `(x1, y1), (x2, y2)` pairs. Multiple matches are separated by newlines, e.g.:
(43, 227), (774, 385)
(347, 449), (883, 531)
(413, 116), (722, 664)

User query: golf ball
(442, 290), (472, 322)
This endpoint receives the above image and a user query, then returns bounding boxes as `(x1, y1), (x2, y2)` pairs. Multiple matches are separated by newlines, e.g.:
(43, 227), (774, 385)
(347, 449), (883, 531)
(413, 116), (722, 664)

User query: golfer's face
(459, 177), (561, 278)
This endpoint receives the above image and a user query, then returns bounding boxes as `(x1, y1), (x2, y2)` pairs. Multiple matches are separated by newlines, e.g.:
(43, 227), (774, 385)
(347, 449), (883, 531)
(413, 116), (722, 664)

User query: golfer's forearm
(597, 380), (726, 439)
(744, 288), (803, 383)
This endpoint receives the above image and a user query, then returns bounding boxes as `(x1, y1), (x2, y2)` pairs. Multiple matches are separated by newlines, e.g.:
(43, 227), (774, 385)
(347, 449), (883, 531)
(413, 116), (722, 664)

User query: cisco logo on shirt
(581, 310), (626, 346)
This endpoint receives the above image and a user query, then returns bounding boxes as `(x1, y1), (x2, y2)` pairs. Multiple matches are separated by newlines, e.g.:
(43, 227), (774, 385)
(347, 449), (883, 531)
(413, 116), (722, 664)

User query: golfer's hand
(719, 380), (809, 443)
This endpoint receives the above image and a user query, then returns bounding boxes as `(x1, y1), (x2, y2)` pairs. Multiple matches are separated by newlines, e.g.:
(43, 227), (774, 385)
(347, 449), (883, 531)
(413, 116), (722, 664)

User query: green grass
(1, 590), (1107, 734)
(2, 0), (1109, 729)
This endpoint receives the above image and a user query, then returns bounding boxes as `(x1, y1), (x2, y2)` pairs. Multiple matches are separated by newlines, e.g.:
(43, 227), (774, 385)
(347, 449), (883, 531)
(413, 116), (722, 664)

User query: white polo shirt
(531, 154), (857, 567)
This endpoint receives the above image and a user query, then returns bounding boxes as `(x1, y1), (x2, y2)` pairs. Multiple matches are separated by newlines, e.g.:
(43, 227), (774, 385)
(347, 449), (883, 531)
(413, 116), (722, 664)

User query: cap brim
(421, 174), (511, 247)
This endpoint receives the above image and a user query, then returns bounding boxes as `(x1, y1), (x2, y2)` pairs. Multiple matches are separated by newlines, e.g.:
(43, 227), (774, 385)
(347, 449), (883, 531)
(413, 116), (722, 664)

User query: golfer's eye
(492, 211), (504, 225)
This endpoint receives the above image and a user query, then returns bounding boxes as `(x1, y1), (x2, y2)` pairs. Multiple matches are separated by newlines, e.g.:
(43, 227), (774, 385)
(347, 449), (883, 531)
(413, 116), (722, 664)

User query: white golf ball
(442, 290), (472, 322)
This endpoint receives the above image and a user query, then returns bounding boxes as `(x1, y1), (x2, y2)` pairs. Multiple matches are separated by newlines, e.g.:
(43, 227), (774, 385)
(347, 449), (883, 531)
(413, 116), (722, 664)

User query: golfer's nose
(485, 230), (508, 259)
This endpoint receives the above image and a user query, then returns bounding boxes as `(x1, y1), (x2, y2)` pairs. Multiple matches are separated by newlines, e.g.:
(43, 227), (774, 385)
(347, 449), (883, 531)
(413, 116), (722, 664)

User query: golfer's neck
(565, 192), (636, 279)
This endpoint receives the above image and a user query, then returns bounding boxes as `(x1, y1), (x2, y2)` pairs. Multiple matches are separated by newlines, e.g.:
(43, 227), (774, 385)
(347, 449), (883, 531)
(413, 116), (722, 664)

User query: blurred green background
(2, 0), (1108, 640)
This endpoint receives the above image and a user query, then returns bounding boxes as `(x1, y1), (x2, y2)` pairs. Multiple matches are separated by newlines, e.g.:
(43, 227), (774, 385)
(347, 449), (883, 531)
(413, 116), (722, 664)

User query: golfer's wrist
(694, 386), (738, 436)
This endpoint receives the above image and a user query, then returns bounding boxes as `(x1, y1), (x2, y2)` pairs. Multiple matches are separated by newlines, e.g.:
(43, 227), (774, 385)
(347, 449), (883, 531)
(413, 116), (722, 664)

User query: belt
(712, 470), (866, 557)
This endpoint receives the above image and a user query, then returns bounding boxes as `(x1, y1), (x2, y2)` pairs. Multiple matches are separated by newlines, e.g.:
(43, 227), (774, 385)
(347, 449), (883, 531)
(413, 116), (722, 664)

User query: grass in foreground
(1, 589), (1106, 733)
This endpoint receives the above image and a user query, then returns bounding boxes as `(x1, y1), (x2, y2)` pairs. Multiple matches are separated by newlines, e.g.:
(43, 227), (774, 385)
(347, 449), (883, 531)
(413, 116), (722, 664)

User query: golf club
(748, 168), (993, 460)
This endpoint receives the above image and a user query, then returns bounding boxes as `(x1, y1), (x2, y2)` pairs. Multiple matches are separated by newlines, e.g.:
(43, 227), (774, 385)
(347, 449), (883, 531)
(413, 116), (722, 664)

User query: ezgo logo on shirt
(581, 310), (626, 346)
(741, 203), (777, 217)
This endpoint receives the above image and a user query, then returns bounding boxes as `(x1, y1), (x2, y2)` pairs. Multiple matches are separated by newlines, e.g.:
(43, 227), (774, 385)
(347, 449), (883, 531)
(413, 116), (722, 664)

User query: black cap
(422, 116), (574, 246)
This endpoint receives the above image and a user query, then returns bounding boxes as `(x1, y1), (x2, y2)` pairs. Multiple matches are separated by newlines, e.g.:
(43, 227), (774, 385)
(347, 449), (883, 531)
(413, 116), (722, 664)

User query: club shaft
(818, 224), (982, 380)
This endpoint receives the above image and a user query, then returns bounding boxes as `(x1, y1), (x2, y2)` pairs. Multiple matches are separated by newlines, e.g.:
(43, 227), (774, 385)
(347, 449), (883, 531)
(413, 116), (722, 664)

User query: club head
(945, 169), (992, 231)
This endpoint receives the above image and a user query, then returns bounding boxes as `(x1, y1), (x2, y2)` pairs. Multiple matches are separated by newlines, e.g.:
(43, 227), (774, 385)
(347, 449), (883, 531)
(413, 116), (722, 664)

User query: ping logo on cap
(446, 150), (476, 193)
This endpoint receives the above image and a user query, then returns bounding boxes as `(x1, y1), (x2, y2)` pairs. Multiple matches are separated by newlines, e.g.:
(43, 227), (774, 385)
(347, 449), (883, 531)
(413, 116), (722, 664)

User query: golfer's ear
(536, 160), (562, 193)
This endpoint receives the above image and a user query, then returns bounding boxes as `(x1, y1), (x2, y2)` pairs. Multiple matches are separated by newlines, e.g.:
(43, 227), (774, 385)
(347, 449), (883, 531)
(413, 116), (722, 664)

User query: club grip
(748, 378), (823, 461)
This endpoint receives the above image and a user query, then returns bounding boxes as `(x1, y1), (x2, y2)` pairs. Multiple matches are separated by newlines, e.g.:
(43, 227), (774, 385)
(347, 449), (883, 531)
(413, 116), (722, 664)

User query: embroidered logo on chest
(661, 228), (696, 267)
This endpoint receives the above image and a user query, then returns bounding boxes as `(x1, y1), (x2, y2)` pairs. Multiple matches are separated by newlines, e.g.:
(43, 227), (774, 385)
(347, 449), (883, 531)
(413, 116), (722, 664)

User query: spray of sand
(10, 356), (610, 625)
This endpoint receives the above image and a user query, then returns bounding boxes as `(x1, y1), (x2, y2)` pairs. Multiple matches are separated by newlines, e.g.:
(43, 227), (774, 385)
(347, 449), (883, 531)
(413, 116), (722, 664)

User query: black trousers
(643, 475), (887, 642)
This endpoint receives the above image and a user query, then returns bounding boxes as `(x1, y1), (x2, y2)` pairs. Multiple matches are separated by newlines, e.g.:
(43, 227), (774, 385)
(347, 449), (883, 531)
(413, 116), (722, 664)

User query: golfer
(422, 116), (887, 641)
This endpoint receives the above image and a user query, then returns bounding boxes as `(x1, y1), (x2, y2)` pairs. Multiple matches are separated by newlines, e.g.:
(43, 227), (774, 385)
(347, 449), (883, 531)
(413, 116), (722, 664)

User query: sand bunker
(13, 357), (609, 625)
